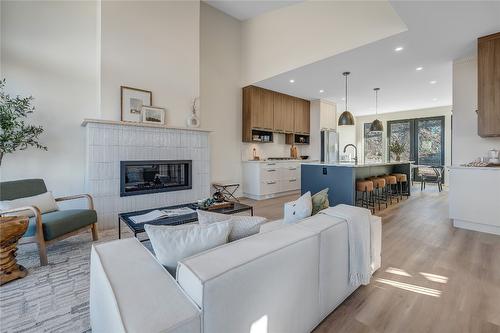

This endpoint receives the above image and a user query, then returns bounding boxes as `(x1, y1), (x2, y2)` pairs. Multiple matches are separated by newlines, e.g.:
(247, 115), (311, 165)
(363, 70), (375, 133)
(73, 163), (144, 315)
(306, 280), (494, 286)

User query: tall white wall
(101, 0), (200, 126)
(452, 56), (500, 164)
(0, 1), (100, 197)
(0, 1), (201, 199)
(241, 0), (407, 85)
(200, 2), (242, 193)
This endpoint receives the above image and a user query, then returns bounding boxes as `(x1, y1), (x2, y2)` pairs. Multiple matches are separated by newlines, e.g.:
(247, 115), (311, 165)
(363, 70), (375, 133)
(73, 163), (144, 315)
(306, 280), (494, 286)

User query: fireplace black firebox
(120, 160), (192, 197)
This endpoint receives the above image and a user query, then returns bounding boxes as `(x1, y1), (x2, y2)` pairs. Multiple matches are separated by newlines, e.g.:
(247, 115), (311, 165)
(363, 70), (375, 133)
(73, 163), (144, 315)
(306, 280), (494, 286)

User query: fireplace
(120, 160), (192, 197)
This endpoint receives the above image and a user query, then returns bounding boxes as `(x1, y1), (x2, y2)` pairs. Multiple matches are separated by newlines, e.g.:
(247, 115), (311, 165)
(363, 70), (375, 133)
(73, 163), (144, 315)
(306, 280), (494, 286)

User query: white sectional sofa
(90, 209), (381, 333)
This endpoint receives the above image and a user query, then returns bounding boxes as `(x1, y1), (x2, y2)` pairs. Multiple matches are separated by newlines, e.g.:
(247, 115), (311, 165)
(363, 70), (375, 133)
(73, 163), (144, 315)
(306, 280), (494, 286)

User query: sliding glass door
(387, 116), (445, 181)
(416, 117), (445, 166)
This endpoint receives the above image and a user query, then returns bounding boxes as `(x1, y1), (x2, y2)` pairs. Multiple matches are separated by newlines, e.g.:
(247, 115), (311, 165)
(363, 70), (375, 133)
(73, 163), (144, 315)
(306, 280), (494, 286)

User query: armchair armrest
(0, 205), (42, 218)
(0, 205), (43, 240)
(56, 194), (94, 210)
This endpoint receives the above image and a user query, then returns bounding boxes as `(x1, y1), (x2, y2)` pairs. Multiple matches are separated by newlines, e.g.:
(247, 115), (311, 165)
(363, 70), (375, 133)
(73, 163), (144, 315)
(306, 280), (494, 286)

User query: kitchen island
(301, 162), (411, 206)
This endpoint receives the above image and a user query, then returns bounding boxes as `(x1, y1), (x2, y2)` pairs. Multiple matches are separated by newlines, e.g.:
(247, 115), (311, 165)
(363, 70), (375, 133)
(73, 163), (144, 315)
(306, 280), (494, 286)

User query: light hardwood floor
(242, 188), (500, 333)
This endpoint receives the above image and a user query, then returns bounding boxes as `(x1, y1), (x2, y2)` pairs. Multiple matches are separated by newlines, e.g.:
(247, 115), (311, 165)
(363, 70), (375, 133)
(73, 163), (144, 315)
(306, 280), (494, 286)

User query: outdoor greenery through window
(387, 116), (445, 168)
(363, 123), (383, 163)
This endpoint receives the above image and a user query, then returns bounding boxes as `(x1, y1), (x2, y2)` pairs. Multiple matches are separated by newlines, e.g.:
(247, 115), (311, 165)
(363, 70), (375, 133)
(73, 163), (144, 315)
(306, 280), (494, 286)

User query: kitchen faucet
(343, 144), (358, 165)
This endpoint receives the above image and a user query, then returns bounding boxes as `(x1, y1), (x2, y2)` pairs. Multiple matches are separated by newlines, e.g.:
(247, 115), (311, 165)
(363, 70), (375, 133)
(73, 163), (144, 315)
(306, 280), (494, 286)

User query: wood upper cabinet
(246, 86), (273, 131)
(242, 85), (309, 142)
(273, 92), (285, 132)
(478, 32), (500, 137)
(293, 98), (310, 134)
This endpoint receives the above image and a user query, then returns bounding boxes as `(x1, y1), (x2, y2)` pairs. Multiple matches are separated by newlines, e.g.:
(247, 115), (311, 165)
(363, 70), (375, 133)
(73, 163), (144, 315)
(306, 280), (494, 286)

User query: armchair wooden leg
(91, 223), (99, 241)
(38, 239), (48, 266)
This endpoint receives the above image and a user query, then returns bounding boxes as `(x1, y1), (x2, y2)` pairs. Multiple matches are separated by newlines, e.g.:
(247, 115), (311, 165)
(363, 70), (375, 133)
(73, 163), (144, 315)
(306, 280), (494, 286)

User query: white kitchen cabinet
(449, 166), (500, 235)
(318, 100), (337, 130)
(242, 161), (304, 200)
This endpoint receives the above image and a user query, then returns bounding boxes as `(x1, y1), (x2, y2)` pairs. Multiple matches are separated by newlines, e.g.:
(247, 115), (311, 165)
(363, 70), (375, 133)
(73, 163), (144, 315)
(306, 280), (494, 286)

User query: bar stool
(355, 179), (375, 213)
(367, 176), (388, 211)
(392, 173), (409, 200)
(381, 175), (398, 204)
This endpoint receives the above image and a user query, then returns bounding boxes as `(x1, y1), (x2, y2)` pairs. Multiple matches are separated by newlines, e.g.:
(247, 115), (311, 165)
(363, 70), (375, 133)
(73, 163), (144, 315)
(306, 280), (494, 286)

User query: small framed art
(121, 86), (152, 122)
(141, 106), (165, 125)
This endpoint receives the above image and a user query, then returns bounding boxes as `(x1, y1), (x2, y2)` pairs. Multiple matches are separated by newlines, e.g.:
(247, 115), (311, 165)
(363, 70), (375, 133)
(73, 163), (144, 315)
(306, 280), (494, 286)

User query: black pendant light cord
(345, 73), (348, 112)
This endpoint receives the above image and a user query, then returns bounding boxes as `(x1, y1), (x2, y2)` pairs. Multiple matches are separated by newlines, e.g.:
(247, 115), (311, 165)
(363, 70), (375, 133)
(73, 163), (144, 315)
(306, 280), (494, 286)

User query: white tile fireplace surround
(82, 119), (210, 230)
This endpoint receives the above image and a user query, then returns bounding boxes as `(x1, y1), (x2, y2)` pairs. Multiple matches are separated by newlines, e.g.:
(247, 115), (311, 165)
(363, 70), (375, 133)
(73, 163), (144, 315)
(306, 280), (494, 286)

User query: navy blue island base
(301, 162), (411, 207)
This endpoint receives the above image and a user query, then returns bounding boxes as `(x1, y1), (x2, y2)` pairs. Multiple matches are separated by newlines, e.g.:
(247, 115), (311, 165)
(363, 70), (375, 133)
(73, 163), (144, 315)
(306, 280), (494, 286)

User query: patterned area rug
(0, 229), (135, 333)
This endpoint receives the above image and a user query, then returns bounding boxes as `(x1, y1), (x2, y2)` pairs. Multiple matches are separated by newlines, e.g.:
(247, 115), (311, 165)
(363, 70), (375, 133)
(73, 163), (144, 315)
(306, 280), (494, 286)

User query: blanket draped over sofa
(319, 204), (372, 286)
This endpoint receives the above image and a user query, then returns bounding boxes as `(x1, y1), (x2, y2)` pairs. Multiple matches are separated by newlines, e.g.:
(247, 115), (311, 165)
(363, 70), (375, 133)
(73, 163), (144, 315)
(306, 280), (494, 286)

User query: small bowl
(300, 155), (309, 160)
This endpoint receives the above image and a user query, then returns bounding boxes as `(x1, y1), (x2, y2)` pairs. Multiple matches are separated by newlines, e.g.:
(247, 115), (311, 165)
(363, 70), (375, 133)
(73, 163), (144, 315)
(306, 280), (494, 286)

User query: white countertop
(305, 161), (411, 168)
(243, 159), (318, 164)
(448, 165), (500, 171)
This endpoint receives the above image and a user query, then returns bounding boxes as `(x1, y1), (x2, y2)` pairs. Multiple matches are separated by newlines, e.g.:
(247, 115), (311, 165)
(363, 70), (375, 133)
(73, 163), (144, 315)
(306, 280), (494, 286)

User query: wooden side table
(0, 216), (29, 285)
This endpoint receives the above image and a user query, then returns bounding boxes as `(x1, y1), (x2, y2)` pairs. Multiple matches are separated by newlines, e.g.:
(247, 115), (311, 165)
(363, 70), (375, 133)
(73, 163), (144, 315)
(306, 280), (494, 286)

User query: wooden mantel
(81, 118), (212, 132)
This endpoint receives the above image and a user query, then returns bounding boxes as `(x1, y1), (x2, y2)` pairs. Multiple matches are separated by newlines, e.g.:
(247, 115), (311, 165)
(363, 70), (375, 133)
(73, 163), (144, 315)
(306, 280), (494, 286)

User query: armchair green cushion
(26, 209), (98, 241)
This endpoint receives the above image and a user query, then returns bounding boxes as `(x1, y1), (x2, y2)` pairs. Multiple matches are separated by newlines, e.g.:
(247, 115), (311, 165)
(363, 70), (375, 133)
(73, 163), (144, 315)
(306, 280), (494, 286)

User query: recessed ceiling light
(394, 46), (404, 52)
(416, 67), (423, 71)
(432, 98), (438, 101)
(341, 97), (346, 101)
(319, 89), (324, 93)
(430, 80), (437, 84)
(289, 79), (295, 83)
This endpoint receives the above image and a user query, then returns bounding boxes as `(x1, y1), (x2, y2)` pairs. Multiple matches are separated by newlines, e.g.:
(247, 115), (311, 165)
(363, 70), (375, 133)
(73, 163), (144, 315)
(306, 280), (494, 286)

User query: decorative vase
(396, 155), (401, 161)
(187, 97), (200, 128)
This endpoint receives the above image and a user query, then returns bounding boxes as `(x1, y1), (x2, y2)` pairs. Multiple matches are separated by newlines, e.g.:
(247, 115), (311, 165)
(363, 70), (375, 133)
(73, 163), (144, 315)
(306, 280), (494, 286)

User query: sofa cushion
(26, 209), (97, 241)
(197, 210), (267, 241)
(145, 222), (231, 275)
(0, 191), (58, 217)
(283, 191), (312, 224)
(311, 188), (330, 215)
(177, 225), (321, 333)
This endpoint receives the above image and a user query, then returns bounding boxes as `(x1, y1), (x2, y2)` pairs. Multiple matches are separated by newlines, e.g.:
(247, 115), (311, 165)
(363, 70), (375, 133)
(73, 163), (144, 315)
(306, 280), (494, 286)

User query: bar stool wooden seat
(392, 173), (409, 200)
(367, 176), (388, 210)
(381, 175), (398, 204)
(355, 179), (375, 213)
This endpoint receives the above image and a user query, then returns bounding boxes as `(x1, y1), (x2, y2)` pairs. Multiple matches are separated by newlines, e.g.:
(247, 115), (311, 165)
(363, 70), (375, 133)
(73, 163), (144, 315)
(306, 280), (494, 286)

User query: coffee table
(118, 202), (254, 240)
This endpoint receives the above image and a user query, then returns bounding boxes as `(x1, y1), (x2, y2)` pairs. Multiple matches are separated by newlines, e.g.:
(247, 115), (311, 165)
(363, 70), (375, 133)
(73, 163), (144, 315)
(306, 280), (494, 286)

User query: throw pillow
(311, 188), (330, 215)
(197, 210), (267, 241)
(0, 191), (58, 217)
(145, 221), (231, 275)
(283, 191), (312, 224)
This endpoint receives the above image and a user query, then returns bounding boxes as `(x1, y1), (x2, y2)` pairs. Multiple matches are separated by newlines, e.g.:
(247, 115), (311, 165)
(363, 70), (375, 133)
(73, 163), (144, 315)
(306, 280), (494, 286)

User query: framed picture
(141, 106), (165, 125)
(121, 86), (152, 122)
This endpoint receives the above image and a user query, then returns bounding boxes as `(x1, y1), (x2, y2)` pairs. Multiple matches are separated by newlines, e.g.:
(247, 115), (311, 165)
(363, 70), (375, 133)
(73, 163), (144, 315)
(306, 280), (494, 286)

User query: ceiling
(204, 0), (302, 21)
(250, 1), (500, 116)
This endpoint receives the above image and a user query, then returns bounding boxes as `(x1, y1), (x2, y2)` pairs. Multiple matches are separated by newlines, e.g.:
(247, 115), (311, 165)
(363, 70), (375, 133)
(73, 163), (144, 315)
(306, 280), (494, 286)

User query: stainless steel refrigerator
(320, 130), (339, 163)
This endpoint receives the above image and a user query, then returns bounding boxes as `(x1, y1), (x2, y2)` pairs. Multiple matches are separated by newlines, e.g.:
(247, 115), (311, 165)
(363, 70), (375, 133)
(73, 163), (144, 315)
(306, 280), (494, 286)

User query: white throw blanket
(319, 204), (372, 286)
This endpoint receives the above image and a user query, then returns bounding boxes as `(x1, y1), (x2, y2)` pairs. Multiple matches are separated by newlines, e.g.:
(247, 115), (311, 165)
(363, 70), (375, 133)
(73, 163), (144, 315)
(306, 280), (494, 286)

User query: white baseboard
(453, 219), (500, 236)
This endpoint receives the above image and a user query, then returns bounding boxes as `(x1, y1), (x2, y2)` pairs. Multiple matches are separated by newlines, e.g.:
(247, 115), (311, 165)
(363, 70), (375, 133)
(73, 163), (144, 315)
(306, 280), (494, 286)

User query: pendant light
(369, 88), (384, 132)
(338, 72), (355, 126)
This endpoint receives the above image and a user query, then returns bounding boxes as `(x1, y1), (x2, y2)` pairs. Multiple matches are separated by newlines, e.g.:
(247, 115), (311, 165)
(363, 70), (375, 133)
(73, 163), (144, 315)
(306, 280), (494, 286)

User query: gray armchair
(0, 179), (98, 265)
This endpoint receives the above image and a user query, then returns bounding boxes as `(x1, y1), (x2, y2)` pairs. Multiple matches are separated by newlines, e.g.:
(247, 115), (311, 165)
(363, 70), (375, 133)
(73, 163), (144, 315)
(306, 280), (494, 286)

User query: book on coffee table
(129, 207), (195, 224)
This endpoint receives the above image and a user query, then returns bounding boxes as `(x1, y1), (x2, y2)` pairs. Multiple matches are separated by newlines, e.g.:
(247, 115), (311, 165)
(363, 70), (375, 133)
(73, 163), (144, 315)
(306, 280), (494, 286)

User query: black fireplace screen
(120, 160), (192, 197)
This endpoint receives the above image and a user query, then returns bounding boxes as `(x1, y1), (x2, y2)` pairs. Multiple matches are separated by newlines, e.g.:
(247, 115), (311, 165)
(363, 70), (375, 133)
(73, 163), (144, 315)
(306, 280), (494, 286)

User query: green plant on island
(389, 140), (406, 161)
(0, 79), (47, 165)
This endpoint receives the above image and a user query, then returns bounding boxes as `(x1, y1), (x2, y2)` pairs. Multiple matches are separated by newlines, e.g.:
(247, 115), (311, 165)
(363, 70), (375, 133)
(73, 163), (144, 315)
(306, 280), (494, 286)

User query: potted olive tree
(0, 79), (47, 165)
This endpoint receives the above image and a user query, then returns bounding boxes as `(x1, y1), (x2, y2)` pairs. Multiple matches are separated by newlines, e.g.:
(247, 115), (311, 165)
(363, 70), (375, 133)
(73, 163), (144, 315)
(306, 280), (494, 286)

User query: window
(363, 123), (383, 163)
